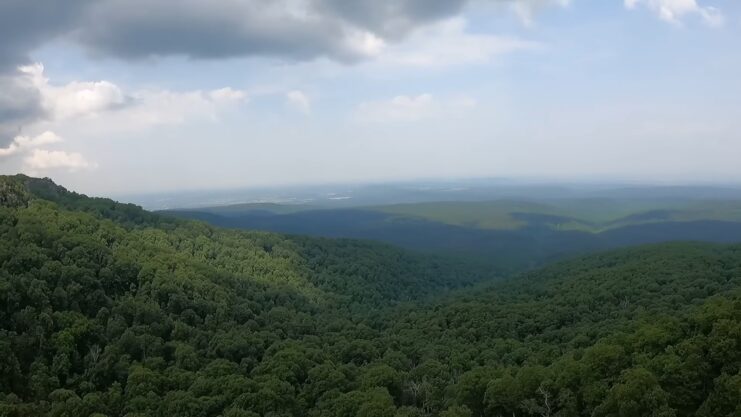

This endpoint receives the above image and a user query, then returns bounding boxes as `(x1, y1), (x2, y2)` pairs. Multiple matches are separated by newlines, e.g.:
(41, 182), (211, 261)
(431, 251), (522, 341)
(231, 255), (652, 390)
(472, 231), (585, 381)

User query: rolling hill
(166, 199), (741, 273)
(0, 175), (739, 417)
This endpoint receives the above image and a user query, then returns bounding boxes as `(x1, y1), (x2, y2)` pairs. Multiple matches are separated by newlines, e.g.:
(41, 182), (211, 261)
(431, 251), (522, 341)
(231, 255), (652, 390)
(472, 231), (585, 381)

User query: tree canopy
(0, 175), (739, 417)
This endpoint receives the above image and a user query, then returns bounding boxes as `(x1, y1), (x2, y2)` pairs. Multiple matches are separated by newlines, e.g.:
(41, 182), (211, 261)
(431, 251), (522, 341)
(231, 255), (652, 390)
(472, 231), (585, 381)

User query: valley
(1, 175), (740, 417)
(166, 193), (741, 274)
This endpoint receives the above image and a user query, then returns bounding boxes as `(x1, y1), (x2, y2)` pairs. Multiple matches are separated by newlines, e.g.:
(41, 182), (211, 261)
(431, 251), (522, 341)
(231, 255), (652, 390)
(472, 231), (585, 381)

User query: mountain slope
(0, 175), (490, 416)
(374, 242), (741, 417)
(0, 175), (489, 304)
(1, 176), (739, 417)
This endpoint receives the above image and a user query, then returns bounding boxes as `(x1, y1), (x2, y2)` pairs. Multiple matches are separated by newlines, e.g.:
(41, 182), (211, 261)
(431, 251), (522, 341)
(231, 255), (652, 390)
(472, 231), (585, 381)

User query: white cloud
(1, 66), (254, 178)
(624, 0), (724, 26)
(89, 87), (248, 132)
(511, 0), (572, 27)
(344, 30), (387, 59)
(0, 130), (95, 174)
(24, 149), (95, 172)
(15, 63), (248, 135)
(20, 64), (126, 120)
(0, 131), (62, 157)
(1, 66), (251, 176)
(355, 93), (476, 123)
(374, 18), (538, 69)
(286, 90), (312, 114)
(208, 87), (248, 102)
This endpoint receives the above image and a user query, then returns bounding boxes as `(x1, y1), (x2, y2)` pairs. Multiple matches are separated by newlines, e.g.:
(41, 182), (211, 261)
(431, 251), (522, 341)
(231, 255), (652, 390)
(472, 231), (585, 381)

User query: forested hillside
(168, 205), (741, 273)
(1, 175), (740, 417)
(0, 175), (489, 417)
(379, 243), (741, 417)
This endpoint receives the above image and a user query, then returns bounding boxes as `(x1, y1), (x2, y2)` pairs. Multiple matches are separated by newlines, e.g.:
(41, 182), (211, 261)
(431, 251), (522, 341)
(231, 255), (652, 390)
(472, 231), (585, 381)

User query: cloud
(0, 1), (94, 144)
(24, 149), (95, 172)
(7, 64), (247, 137)
(0, 1), (570, 68)
(510, 0), (572, 26)
(0, 0), (583, 145)
(0, 0), (94, 71)
(71, 0), (570, 62)
(286, 90), (311, 114)
(0, 69), (46, 146)
(0, 131), (62, 157)
(0, 130), (93, 174)
(624, 0), (724, 26)
(0, 65), (248, 150)
(87, 87), (248, 133)
(208, 87), (248, 102)
(20, 64), (127, 121)
(316, 0), (469, 39)
(375, 18), (538, 69)
(74, 0), (383, 63)
(355, 93), (476, 123)
(0, 65), (248, 174)
(0, 64), (127, 146)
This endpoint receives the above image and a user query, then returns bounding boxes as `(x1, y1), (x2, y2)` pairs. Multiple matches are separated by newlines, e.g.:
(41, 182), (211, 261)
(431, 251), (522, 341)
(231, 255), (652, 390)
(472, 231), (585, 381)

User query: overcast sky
(0, 0), (740, 195)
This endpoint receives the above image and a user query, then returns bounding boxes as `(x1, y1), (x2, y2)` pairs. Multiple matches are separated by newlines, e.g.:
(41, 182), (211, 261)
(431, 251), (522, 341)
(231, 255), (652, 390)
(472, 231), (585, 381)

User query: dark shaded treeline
(166, 207), (741, 273)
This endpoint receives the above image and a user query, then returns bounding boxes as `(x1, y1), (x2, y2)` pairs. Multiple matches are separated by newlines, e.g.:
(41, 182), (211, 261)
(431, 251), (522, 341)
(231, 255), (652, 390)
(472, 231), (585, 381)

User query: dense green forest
(1, 175), (740, 417)
(168, 204), (741, 273)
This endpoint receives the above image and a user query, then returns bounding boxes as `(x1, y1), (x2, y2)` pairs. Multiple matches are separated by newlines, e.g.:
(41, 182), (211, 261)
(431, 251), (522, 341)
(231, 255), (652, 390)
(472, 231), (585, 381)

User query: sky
(0, 0), (740, 196)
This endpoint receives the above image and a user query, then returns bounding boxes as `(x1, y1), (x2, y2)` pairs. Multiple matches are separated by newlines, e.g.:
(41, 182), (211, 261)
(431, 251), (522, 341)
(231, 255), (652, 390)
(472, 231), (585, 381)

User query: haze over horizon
(1, 0), (740, 195)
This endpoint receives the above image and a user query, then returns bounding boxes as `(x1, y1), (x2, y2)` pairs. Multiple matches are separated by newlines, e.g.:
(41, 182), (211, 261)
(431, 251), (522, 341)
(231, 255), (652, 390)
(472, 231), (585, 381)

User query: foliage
(1, 176), (740, 417)
(168, 202), (741, 274)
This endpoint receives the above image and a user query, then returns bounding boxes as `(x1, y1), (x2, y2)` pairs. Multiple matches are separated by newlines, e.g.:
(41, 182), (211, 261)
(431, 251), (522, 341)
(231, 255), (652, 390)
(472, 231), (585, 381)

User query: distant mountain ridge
(166, 200), (741, 273)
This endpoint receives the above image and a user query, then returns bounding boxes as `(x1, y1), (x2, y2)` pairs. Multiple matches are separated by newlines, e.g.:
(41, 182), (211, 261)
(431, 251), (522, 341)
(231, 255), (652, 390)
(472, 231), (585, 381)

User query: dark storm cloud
(0, 72), (45, 145)
(0, 0), (93, 70)
(0, 0), (92, 145)
(74, 0), (540, 63)
(74, 0), (363, 62)
(317, 0), (469, 39)
(72, 0), (485, 62)
(1, 0), (535, 66)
